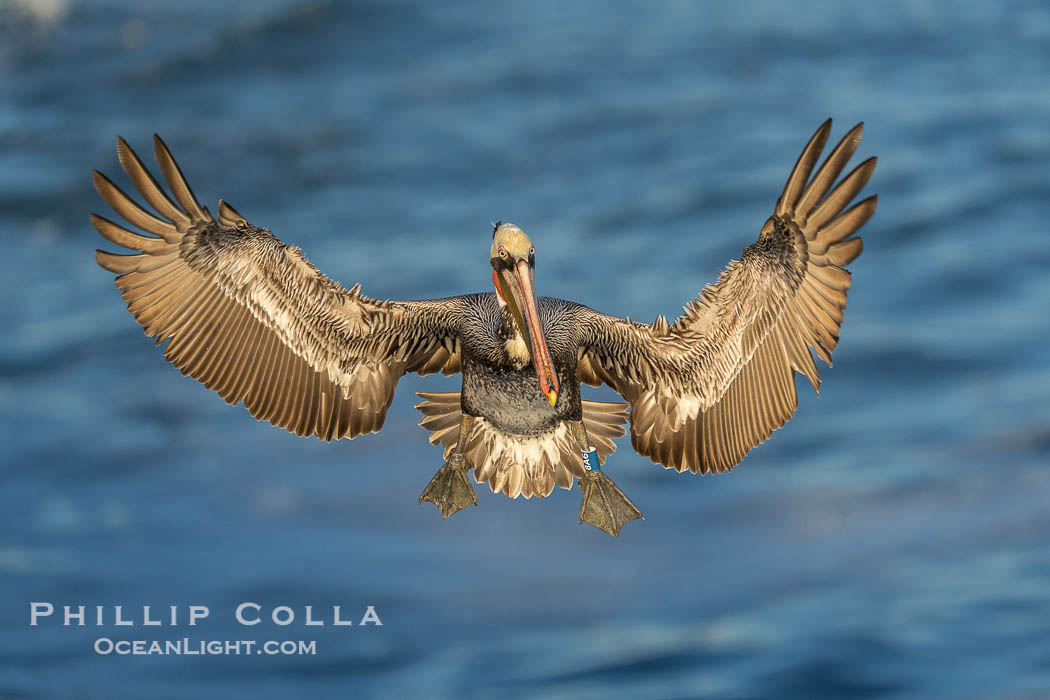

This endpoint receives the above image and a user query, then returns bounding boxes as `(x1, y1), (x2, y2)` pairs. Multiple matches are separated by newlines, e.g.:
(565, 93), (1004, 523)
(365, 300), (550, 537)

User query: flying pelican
(92, 120), (876, 536)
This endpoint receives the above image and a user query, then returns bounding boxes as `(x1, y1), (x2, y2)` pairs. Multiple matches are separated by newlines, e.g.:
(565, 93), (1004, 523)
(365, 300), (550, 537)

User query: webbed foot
(419, 454), (477, 519)
(578, 469), (643, 537)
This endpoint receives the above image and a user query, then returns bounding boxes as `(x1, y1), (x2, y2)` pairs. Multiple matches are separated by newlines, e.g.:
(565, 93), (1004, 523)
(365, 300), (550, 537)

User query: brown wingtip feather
(826, 237), (864, 267)
(114, 135), (188, 225)
(776, 119), (834, 216)
(92, 169), (180, 240)
(95, 248), (138, 274)
(795, 122), (867, 218)
(114, 136), (140, 180)
(89, 212), (167, 254)
(806, 156), (878, 235)
(152, 134), (208, 222)
(94, 248), (113, 270)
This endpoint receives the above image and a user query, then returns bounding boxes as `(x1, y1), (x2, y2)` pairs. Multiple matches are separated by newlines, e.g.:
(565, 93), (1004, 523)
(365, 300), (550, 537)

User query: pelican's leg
(571, 422), (643, 537)
(419, 416), (478, 519)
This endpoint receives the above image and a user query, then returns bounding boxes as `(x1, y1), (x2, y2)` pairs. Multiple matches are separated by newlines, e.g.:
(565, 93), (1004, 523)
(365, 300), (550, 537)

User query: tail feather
(413, 392), (629, 498)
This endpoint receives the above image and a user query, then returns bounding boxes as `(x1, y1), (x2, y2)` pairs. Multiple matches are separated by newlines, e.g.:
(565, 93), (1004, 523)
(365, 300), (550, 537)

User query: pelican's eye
(529, 247), (534, 255)
(498, 249), (508, 260)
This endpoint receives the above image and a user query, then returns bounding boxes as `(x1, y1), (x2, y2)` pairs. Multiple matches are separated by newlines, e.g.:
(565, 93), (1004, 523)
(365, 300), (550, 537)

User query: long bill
(505, 259), (560, 406)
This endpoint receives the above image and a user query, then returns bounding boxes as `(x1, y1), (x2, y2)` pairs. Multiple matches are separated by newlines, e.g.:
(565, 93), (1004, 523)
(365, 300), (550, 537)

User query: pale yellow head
(490, 222), (534, 264)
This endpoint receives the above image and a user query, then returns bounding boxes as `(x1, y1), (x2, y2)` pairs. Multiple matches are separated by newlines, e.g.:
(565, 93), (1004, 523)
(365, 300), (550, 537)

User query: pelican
(92, 120), (876, 536)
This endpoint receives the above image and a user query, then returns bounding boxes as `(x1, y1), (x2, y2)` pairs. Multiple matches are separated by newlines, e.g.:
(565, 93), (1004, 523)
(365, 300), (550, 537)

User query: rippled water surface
(2, 1), (1049, 697)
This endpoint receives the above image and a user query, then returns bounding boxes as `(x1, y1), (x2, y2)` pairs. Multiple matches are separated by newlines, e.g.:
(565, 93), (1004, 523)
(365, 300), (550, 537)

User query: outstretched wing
(576, 120), (877, 473)
(93, 135), (464, 441)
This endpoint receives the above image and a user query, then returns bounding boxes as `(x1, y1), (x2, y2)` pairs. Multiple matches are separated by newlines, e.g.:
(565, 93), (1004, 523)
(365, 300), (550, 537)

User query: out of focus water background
(2, 0), (1049, 697)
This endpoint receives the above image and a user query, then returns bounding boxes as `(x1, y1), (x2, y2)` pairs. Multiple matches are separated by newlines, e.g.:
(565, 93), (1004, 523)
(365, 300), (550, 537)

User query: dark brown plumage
(93, 120), (876, 535)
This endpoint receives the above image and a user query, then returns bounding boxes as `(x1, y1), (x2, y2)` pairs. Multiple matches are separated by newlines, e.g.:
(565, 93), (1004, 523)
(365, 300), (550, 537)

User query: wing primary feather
(136, 275), (202, 337)
(92, 171), (179, 240)
(90, 213), (169, 255)
(812, 195), (878, 254)
(806, 157), (877, 231)
(796, 122), (864, 219)
(115, 136), (188, 226)
(95, 249), (147, 275)
(125, 272), (188, 319)
(775, 118), (832, 216)
(119, 259), (190, 298)
(153, 135), (209, 223)
(800, 282), (844, 325)
(808, 263), (852, 292)
(825, 238), (865, 267)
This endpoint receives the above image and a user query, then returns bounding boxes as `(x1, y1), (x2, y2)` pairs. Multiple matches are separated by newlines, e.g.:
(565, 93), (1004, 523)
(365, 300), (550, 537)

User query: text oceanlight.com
(94, 638), (317, 656)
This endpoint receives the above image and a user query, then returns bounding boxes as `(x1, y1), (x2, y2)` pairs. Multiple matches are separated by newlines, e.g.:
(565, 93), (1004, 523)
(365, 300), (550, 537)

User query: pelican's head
(489, 222), (559, 406)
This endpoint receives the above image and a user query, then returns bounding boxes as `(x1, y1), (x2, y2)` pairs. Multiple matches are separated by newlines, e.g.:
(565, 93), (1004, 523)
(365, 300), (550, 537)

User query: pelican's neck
(497, 297), (531, 369)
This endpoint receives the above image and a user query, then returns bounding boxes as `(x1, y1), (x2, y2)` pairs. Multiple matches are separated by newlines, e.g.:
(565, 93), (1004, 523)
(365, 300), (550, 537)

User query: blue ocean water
(2, 0), (1049, 697)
